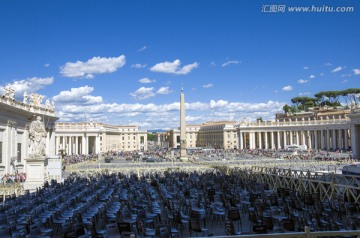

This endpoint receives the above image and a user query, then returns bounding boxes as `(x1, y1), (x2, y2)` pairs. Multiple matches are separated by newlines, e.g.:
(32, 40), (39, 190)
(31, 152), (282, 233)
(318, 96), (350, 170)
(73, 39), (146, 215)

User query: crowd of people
(63, 154), (99, 165)
(62, 147), (355, 166)
(0, 173), (26, 184)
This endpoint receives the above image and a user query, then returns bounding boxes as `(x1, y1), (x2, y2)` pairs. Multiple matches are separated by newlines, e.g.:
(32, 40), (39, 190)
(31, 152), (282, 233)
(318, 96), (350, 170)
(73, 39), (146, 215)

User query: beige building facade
(237, 107), (360, 160)
(166, 124), (201, 148)
(0, 88), (58, 177)
(55, 122), (147, 155)
(197, 121), (238, 149)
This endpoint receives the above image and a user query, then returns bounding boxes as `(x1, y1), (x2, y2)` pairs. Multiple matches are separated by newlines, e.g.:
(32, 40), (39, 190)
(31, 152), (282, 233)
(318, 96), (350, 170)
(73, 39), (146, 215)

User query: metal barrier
(208, 227), (360, 238)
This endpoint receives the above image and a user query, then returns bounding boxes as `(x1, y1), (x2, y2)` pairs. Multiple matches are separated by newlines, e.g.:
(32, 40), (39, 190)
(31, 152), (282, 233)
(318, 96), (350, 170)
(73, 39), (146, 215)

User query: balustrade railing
(238, 118), (351, 128)
(0, 96), (55, 116)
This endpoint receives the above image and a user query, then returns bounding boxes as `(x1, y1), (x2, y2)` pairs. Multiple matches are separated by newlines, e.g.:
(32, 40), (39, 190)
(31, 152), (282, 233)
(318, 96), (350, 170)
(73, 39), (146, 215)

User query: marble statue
(4, 85), (15, 99)
(29, 93), (45, 107)
(23, 92), (28, 104)
(45, 99), (51, 109)
(29, 116), (47, 156)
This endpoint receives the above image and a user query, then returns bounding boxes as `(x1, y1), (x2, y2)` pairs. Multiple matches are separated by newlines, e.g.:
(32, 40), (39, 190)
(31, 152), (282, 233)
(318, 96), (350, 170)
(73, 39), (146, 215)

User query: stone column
(258, 132), (262, 149)
(277, 131), (281, 149)
(250, 132), (255, 149)
(350, 125), (359, 160)
(75, 136), (78, 155)
(296, 131), (299, 145)
(302, 130), (306, 146)
(68, 136), (72, 156)
(283, 131), (287, 147)
(82, 136), (85, 155)
(344, 129), (348, 151)
(95, 134), (100, 154)
(314, 130), (318, 150)
(50, 128), (56, 156)
(333, 129), (337, 151)
(56, 136), (60, 155)
(307, 130), (312, 149)
(249, 132), (252, 149)
(239, 132), (244, 150)
(289, 131), (293, 145)
(338, 129), (342, 150)
(271, 131), (274, 149)
(326, 129), (330, 150)
(320, 130), (323, 149)
(85, 136), (89, 154)
(264, 132), (268, 149)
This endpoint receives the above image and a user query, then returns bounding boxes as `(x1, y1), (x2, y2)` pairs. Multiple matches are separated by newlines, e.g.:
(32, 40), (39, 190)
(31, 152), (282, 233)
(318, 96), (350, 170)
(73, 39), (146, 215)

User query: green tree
(290, 97), (318, 111)
(342, 88), (360, 105)
(147, 133), (155, 141)
(283, 104), (292, 113)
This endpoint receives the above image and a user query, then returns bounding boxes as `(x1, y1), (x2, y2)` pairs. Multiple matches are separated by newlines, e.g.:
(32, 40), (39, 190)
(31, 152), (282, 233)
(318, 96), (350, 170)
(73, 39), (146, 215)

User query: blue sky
(0, 0), (359, 130)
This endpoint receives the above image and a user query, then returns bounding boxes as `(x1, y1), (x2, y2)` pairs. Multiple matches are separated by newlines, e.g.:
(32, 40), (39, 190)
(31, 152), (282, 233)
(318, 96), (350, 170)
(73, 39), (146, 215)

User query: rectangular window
(17, 143), (21, 162)
(133, 136), (136, 140)
(0, 142), (2, 164)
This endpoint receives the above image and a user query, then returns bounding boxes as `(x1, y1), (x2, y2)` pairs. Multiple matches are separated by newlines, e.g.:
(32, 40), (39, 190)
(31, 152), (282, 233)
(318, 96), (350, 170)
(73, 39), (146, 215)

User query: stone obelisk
(180, 88), (188, 161)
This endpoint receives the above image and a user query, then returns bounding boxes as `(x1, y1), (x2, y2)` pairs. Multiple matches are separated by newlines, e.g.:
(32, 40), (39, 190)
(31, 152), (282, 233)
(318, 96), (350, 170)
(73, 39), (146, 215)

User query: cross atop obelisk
(180, 88), (188, 161)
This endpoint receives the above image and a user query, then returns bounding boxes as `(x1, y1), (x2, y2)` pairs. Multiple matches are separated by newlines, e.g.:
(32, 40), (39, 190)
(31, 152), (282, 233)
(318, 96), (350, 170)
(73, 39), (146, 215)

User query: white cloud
(320, 73), (324, 76)
(130, 87), (155, 100)
(222, 60), (241, 67)
(282, 85), (293, 91)
(209, 61), (216, 67)
(131, 63), (147, 69)
(150, 59), (199, 75)
(353, 69), (360, 75)
(83, 95), (103, 104)
(137, 46), (147, 52)
(156, 87), (172, 95)
(44, 63), (50, 67)
(52, 85), (103, 105)
(331, 66), (344, 73)
(55, 98), (286, 130)
(303, 66), (309, 70)
(0, 77), (54, 99)
(341, 74), (352, 77)
(324, 62), (332, 66)
(202, 83), (214, 88)
(139, 78), (156, 84)
(297, 79), (308, 84)
(60, 55), (126, 78)
(210, 99), (228, 108)
(299, 92), (310, 96)
(342, 80), (348, 83)
(309, 75), (315, 79)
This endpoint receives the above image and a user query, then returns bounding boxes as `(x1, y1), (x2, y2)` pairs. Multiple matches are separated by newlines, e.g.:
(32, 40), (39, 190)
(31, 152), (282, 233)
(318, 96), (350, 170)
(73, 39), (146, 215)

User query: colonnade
(238, 128), (351, 151)
(55, 134), (100, 156)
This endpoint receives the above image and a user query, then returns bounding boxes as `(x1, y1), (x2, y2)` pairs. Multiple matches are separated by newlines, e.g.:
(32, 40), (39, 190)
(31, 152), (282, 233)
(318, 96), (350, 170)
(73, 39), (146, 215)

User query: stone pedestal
(24, 156), (46, 193)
